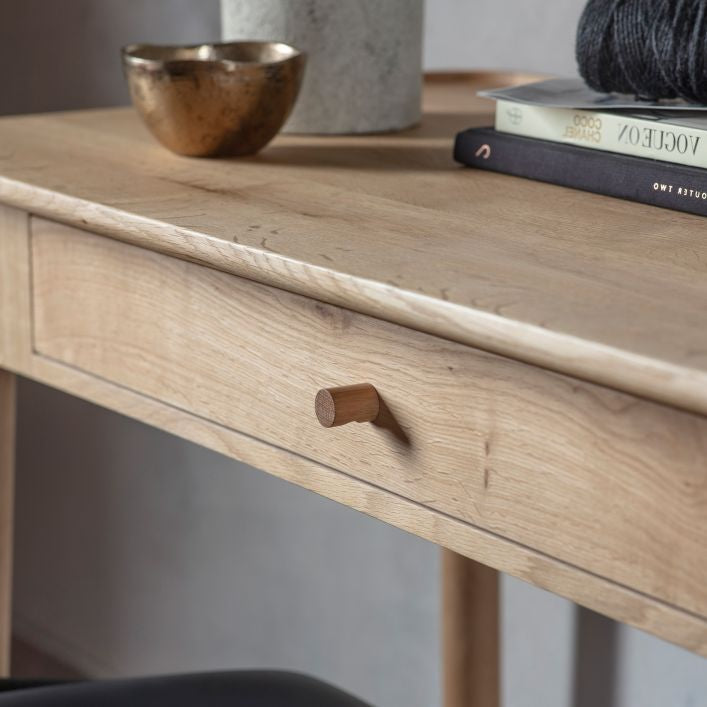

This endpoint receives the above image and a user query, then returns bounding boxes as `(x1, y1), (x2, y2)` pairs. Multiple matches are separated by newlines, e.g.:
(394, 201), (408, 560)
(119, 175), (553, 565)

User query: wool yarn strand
(576, 0), (707, 103)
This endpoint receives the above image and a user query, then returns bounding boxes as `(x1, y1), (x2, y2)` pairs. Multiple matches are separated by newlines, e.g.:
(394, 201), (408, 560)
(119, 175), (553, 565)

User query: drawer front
(32, 219), (707, 617)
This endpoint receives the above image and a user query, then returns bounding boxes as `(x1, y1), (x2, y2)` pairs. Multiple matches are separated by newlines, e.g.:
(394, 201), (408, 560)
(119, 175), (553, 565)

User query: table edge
(3, 179), (707, 417)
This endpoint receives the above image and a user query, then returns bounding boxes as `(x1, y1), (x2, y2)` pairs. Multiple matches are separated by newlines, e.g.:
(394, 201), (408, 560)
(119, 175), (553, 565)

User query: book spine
(495, 99), (707, 169)
(453, 127), (707, 218)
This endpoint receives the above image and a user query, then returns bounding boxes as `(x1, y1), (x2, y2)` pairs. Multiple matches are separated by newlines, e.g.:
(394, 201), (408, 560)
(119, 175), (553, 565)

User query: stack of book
(454, 78), (707, 217)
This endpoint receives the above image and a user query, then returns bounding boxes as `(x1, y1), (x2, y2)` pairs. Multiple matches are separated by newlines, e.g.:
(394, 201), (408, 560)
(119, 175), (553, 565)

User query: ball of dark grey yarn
(576, 0), (707, 104)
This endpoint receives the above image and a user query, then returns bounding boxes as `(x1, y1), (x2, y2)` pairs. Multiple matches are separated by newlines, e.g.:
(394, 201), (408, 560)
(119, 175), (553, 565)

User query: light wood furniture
(1, 72), (706, 703)
(442, 551), (499, 707)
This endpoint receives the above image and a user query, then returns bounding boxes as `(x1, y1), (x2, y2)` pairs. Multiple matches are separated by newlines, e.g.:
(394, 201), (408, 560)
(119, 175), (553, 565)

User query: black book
(454, 126), (707, 218)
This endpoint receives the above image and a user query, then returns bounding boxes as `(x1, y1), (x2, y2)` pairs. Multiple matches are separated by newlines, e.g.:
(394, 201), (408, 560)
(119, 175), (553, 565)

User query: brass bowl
(121, 41), (306, 157)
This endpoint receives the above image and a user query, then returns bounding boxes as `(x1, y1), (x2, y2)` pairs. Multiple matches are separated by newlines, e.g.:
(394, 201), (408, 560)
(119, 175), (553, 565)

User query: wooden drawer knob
(315, 384), (380, 428)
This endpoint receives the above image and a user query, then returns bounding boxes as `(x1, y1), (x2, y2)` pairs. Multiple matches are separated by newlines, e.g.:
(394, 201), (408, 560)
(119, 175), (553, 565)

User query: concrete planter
(221, 0), (424, 134)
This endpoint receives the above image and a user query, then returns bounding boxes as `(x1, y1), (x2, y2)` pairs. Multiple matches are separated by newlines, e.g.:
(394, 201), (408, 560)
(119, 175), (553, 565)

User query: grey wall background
(2, 2), (706, 706)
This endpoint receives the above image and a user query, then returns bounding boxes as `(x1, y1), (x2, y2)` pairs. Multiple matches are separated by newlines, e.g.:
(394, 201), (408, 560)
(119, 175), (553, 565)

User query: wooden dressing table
(0, 74), (706, 706)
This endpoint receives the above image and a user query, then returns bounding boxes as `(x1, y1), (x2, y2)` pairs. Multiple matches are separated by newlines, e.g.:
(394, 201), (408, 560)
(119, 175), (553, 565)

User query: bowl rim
(121, 40), (304, 69)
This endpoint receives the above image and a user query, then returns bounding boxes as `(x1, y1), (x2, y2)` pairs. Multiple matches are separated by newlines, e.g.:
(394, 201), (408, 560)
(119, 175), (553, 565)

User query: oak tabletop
(1, 73), (706, 415)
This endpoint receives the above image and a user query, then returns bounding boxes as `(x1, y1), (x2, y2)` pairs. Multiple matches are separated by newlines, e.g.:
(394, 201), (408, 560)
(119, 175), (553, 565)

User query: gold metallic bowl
(121, 41), (306, 157)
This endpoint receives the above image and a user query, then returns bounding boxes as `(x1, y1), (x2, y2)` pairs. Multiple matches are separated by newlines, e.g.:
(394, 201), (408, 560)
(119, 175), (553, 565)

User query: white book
(494, 98), (707, 169)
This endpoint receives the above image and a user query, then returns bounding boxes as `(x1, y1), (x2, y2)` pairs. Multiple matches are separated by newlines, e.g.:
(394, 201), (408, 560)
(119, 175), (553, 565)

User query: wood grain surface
(442, 550), (499, 707)
(0, 76), (706, 414)
(3, 73), (707, 665)
(20, 351), (707, 657)
(0, 205), (30, 372)
(31, 220), (707, 620)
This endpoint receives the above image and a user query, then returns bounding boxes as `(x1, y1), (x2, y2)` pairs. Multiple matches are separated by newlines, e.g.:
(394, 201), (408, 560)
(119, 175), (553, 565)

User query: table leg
(0, 370), (16, 676)
(442, 549), (500, 707)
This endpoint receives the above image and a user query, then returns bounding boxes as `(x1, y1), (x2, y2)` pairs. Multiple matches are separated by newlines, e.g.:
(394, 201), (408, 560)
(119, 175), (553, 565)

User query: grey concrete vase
(221, 0), (424, 134)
